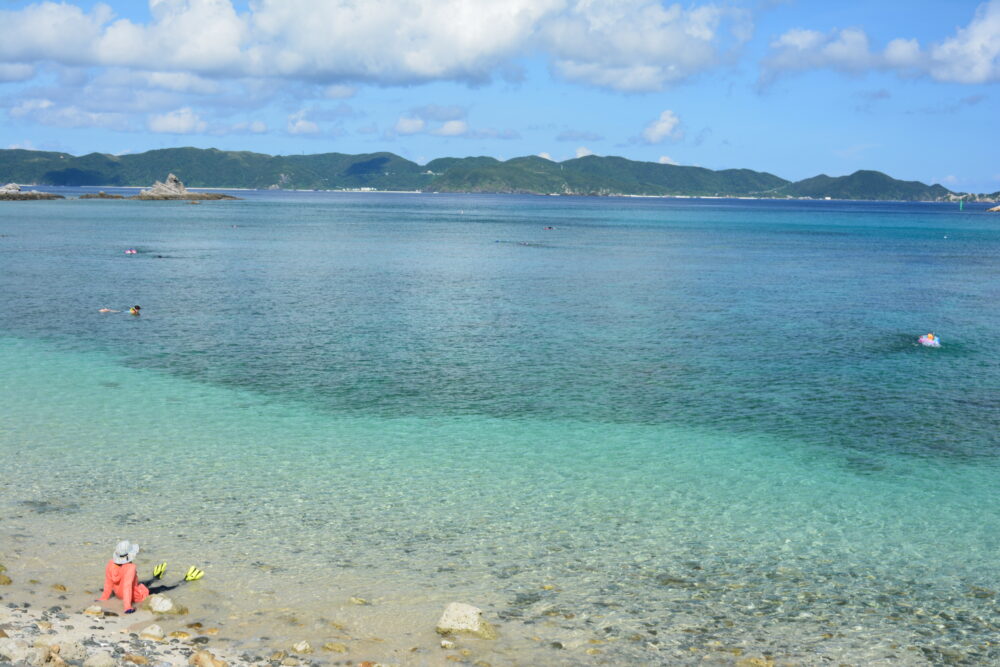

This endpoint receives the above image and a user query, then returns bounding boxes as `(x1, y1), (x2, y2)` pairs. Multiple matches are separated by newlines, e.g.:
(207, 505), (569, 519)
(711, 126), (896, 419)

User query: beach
(1, 192), (999, 665)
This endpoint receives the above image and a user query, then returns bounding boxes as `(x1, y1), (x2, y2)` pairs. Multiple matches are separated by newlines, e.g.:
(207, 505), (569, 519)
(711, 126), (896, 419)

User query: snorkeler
(129, 305), (141, 315)
(96, 541), (204, 614)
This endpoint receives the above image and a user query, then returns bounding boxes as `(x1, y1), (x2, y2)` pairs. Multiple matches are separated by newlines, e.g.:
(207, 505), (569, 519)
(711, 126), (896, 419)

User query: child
(97, 540), (203, 614)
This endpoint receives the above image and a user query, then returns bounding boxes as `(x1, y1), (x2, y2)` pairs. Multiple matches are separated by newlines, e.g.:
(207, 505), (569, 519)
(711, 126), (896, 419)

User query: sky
(0, 0), (998, 192)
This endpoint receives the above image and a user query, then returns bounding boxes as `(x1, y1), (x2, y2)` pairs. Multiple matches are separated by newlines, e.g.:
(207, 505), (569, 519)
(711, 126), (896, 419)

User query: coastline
(0, 554), (507, 667)
(5, 183), (993, 204)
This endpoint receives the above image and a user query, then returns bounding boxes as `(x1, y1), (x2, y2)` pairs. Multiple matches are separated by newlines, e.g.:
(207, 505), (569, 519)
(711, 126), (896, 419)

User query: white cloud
(7, 139), (36, 150)
(538, 152), (554, 160)
(658, 155), (678, 165)
(287, 110), (319, 134)
(642, 110), (682, 143)
(0, 63), (35, 82)
(232, 120), (267, 133)
(324, 84), (356, 99)
(411, 104), (466, 121)
(432, 120), (469, 136)
(10, 98), (55, 118)
(575, 146), (594, 158)
(393, 116), (425, 135)
(8, 97), (126, 129)
(148, 107), (207, 133)
(762, 0), (1000, 84)
(929, 0), (1000, 83)
(543, 2), (752, 91)
(0, 0), (752, 92)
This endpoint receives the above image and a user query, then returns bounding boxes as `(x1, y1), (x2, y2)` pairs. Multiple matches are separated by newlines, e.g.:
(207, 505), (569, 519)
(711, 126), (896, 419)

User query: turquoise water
(1, 191), (998, 664)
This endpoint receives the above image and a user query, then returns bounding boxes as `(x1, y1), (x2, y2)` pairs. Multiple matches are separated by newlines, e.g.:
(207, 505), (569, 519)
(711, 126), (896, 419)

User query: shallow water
(1, 191), (998, 664)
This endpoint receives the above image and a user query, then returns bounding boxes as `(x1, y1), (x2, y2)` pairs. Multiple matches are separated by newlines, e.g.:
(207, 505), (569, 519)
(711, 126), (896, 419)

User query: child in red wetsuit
(98, 541), (148, 613)
(97, 541), (205, 614)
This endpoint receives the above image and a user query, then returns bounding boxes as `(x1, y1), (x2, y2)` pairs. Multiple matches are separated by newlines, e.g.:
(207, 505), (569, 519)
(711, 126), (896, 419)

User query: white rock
(0, 637), (32, 663)
(440, 639), (456, 649)
(83, 650), (117, 667)
(139, 623), (166, 641)
(435, 602), (499, 640)
(24, 646), (51, 666)
(0, 183), (21, 194)
(83, 605), (104, 616)
(145, 593), (186, 614)
(291, 640), (312, 654)
(141, 173), (188, 197)
(60, 641), (88, 662)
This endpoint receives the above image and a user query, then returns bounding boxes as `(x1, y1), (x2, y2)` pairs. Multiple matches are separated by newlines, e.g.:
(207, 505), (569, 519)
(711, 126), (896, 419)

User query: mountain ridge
(0, 147), (981, 201)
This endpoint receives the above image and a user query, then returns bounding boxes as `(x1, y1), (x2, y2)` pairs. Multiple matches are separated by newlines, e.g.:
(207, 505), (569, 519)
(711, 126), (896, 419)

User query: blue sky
(1, 0), (998, 191)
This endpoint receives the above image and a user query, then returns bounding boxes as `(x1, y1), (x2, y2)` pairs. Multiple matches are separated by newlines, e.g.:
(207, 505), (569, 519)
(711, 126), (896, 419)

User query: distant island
(1, 147), (996, 202)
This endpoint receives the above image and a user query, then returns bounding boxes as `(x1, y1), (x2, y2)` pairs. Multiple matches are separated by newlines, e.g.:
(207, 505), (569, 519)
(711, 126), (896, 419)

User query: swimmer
(129, 305), (141, 315)
(98, 308), (120, 313)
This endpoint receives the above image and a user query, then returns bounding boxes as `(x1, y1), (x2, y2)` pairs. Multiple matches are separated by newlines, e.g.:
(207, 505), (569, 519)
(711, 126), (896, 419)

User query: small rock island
(0, 183), (64, 200)
(131, 173), (239, 200)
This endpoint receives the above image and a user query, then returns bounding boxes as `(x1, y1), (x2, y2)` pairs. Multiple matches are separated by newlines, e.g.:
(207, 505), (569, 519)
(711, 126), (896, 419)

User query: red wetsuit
(98, 560), (149, 612)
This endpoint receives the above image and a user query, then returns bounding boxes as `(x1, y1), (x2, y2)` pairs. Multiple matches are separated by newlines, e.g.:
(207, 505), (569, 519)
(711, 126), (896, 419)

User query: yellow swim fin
(152, 562), (167, 580)
(184, 566), (205, 581)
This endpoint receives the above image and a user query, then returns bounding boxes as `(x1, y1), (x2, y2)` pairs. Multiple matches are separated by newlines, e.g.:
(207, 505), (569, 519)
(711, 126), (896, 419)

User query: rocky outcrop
(132, 174), (239, 200)
(435, 602), (499, 640)
(988, 204), (1000, 212)
(0, 183), (64, 200)
(79, 191), (124, 199)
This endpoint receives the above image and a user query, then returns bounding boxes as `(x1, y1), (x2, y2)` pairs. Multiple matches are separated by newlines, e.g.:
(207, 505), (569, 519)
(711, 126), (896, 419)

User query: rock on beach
(435, 603), (499, 640)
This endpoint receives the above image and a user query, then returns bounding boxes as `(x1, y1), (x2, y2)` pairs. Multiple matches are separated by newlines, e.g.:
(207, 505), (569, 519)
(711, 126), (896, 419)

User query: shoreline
(0, 555), (511, 667)
(4, 184), (991, 204)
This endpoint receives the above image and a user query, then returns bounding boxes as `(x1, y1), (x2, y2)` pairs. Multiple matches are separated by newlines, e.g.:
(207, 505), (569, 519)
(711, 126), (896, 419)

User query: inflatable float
(918, 333), (940, 348)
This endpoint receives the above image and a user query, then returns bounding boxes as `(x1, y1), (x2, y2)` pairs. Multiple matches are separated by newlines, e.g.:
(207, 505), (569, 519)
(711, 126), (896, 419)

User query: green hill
(425, 154), (790, 196)
(0, 147), (961, 200)
(774, 170), (952, 201)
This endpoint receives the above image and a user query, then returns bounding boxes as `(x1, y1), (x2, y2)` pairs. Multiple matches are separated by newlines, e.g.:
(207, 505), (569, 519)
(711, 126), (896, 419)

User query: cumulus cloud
(148, 107), (207, 133)
(543, 2), (752, 91)
(761, 0), (1000, 84)
(658, 155), (678, 165)
(0, 0), (753, 92)
(431, 120), (469, 136)
(538, 152), (554, 160)
(9, 98), (54, 118)
(393, 116), (426, 135)
(575, 146), (594, 157)
(287, 109), (319, 134)
(929, 0), (1000, 83)
(642, 110), (682, 143)
(8, 97), (127, 129)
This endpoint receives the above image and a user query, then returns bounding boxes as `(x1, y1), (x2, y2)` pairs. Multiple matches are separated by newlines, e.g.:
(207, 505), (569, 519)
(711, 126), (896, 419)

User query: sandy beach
(0, 556), (509, 667)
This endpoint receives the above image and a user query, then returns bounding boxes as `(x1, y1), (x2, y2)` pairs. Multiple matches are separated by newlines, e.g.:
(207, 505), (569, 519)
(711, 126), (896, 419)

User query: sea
(1, 189), (998, 665)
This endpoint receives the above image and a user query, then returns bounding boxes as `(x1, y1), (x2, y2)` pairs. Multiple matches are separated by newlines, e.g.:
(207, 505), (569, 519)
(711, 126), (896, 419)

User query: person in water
(97, 540), (204, 614)
(129, 305), (141, 315)
(918, 332), (941, 347)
